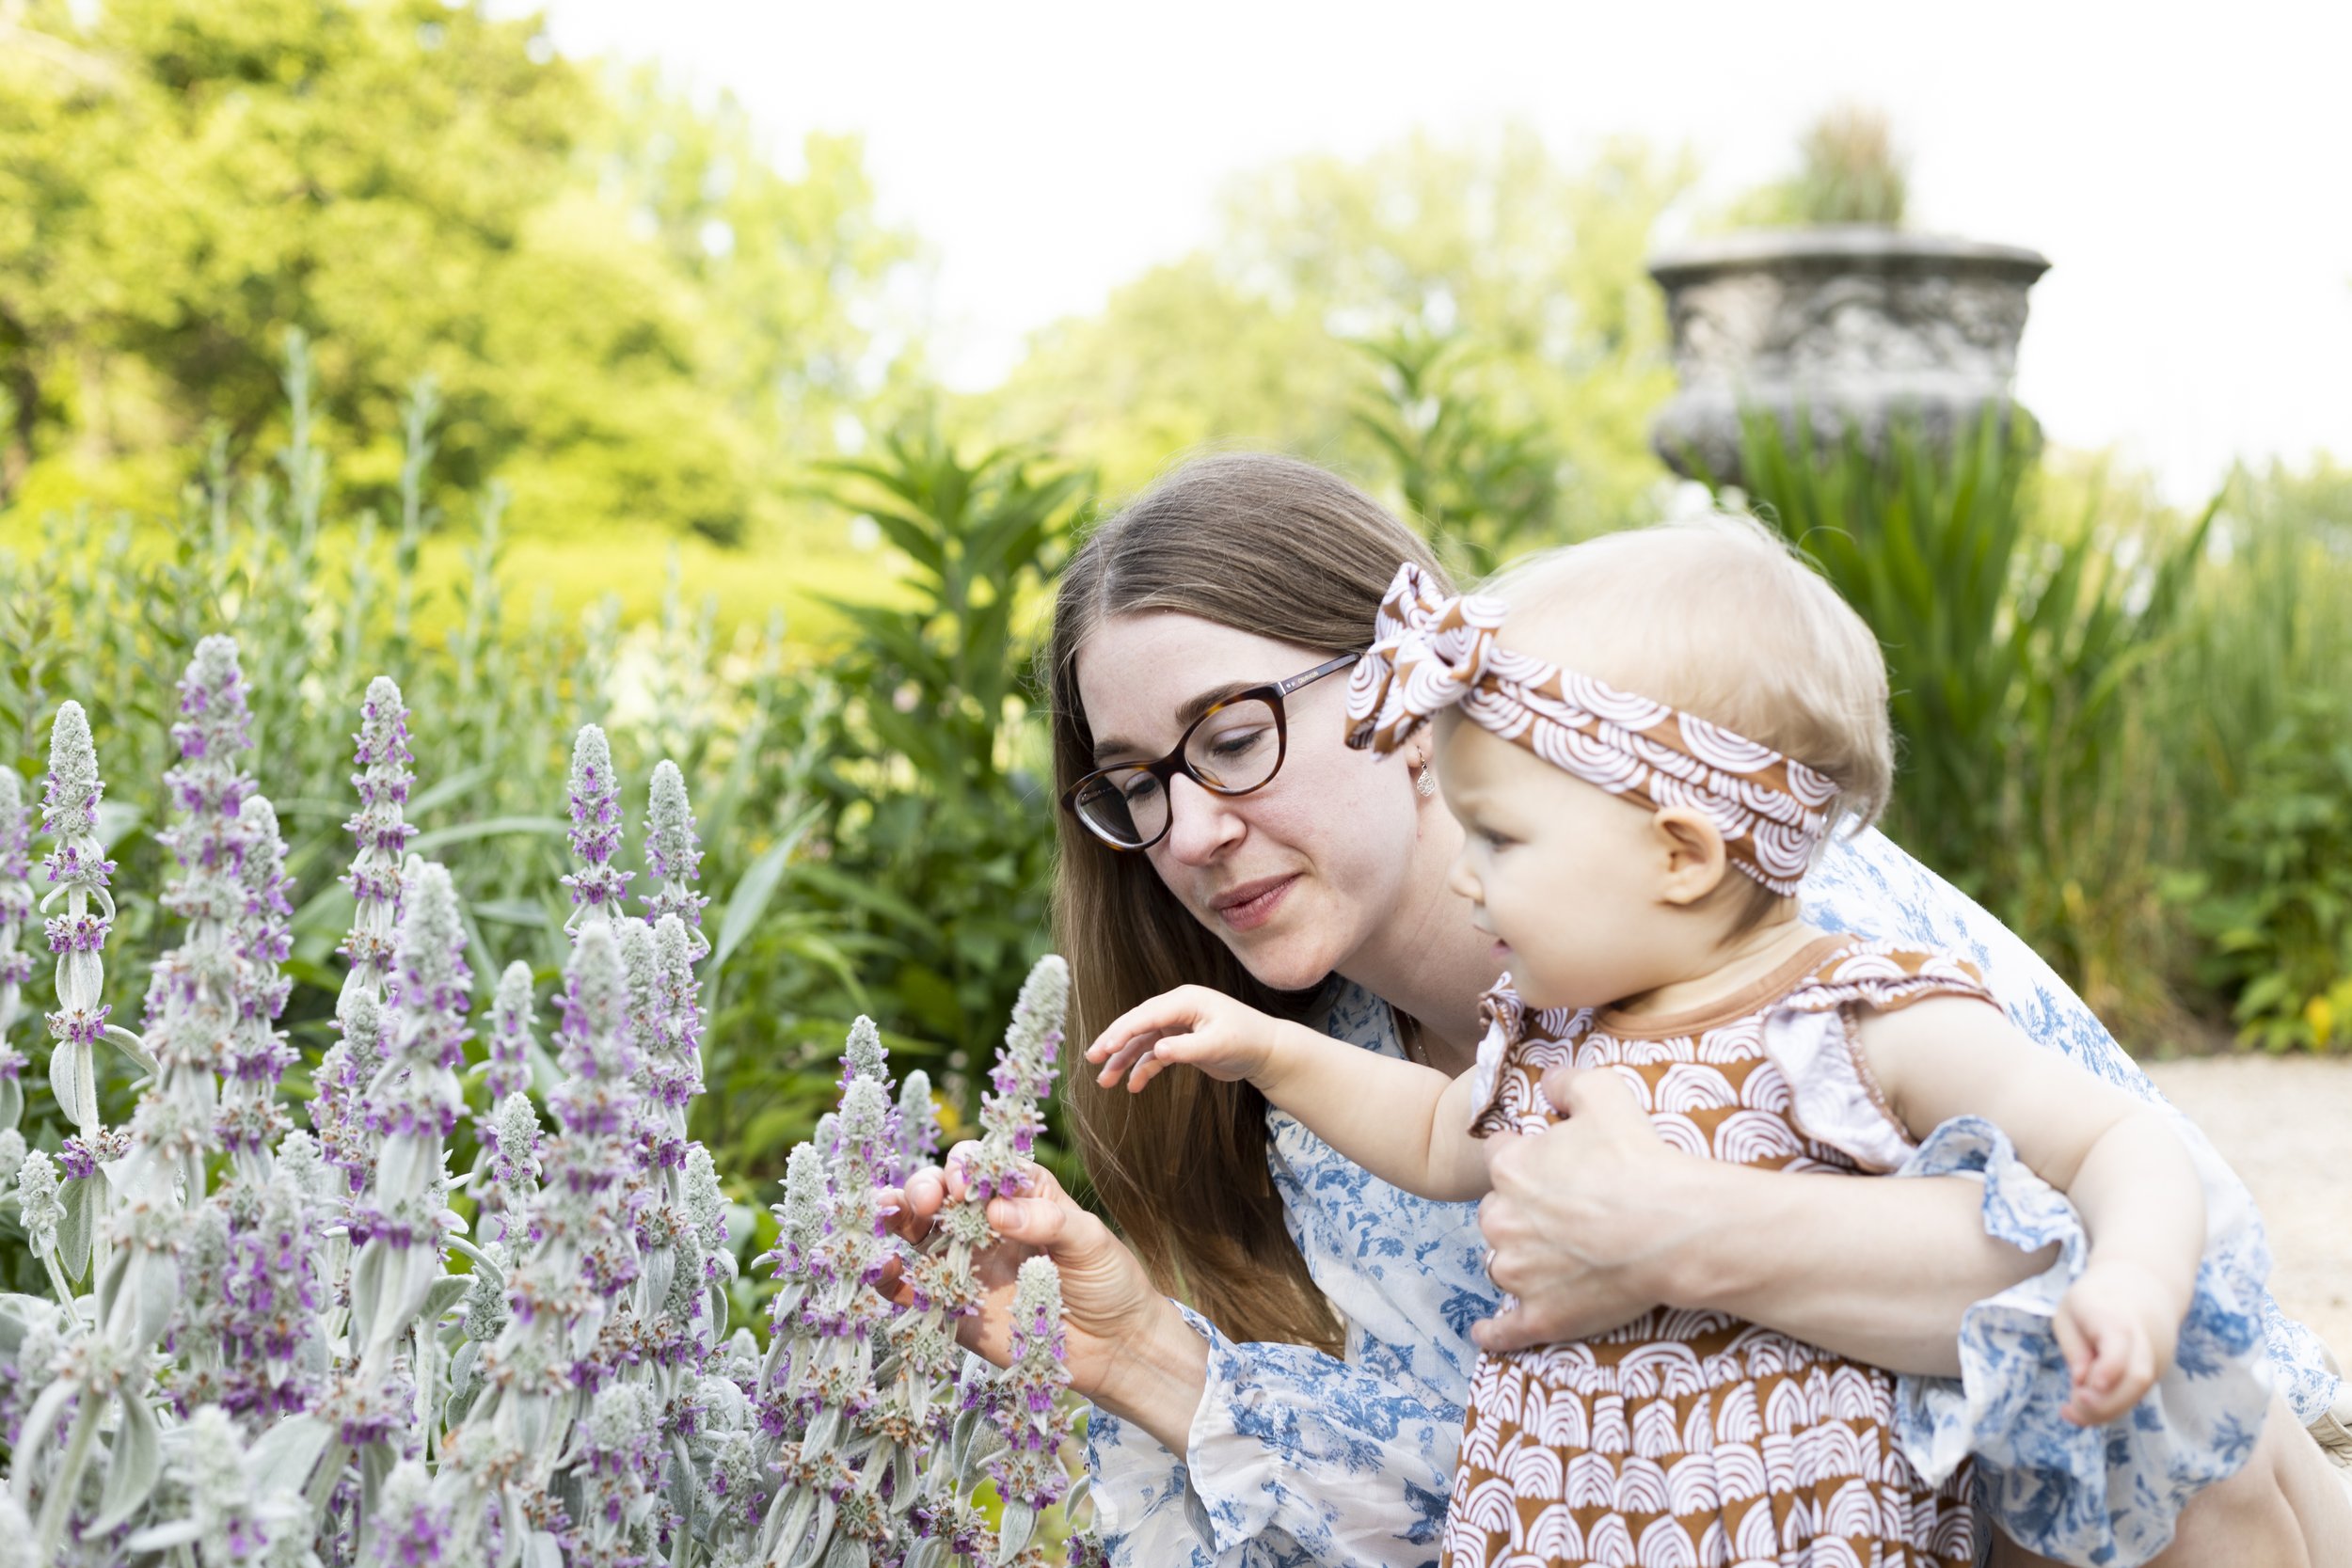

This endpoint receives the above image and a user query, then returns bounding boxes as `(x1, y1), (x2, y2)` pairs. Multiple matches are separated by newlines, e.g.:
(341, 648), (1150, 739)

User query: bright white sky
(532, 0), (2351, 501)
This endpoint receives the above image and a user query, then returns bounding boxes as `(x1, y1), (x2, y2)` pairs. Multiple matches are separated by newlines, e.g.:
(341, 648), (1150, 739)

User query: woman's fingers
(938, 1139), (982, 1202)
(883, 1169), (946, 1243)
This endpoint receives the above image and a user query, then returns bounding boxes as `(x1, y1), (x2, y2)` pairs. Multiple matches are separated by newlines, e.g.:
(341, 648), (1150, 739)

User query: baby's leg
(1988, 1393), (2351, 1568)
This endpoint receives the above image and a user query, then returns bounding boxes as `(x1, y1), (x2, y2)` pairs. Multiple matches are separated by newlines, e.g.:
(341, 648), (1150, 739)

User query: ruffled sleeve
(1084, 1303), (1456, 1568)
(1890, 1117), (2276, 1567)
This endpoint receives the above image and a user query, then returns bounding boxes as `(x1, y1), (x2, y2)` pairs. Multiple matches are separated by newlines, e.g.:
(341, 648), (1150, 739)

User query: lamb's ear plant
(0, 656), (1097, 1566)
(0, 767), (35, 1132)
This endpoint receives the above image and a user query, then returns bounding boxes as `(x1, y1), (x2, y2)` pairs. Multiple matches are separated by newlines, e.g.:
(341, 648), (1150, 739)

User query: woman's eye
(1208, 727), (1270, 759)
(1120, 775), (1163, 804)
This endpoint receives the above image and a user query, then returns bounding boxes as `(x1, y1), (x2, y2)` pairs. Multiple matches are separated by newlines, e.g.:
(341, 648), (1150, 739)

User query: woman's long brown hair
(1042, 452), (1449, 1353)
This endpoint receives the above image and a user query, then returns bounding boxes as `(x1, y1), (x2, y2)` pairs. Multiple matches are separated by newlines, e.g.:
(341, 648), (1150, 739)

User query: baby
(1088, 516), (2275, 1567)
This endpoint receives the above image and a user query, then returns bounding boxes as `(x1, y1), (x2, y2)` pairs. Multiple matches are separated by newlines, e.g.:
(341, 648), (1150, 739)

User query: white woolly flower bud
(485, 959), (535, 1103)
(682, 1143), (726, 1255)
(641, 759), (709, 958)
(15, 1147), (58, 1254)
(897, 1069), (940, 1172)
(41, 701), (102, 844)
(778, 1142), (824, 1249)
(842, 1015), (886, 1086)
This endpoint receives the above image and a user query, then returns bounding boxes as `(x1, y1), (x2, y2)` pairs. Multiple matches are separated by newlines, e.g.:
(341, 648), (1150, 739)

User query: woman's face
(1073, 611), (1426, 992)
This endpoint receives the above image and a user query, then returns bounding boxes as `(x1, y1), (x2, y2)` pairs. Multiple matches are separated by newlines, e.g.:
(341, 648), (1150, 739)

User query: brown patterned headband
(1343, 562), (1838, 895)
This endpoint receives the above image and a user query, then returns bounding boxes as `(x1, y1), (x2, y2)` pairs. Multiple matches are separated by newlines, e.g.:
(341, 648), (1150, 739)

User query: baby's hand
(2054, 1258), (2183, 1426)
(1087, 985), (1295, 1093)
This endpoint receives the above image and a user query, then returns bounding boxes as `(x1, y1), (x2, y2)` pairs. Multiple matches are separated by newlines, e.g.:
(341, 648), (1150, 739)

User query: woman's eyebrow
(1091, 680), (1258, 763)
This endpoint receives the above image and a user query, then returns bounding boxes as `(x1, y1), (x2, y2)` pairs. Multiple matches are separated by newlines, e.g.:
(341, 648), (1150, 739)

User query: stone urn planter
(1646, 226), (2050, 484)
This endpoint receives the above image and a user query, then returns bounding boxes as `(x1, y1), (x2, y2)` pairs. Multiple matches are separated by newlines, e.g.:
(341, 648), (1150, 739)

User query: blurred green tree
(0, 0), (913, 542)
(986, 127), (1691, 542)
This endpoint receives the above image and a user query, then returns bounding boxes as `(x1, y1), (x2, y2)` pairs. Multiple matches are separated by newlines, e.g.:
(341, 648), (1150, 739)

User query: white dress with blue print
(1082, 825), (2341, 1568)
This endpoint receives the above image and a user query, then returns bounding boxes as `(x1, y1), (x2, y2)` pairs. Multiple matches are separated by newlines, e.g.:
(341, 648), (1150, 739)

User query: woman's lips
(1213, 874), (1298, 932)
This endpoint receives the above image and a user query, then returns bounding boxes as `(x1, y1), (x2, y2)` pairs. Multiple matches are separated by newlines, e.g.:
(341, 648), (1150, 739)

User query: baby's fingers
(1120, 1036), (1208, 1094)
(2053, 1303), (2092, 1388)
(1090, 987), (1218, 1061)
(1091, 1029), (1168, 1086)
(2063, 1322), (2151, 1427)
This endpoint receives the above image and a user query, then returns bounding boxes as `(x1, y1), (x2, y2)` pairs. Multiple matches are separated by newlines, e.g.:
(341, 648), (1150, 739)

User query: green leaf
(705, 804), (821, 993)
(407, 816), (569, 854)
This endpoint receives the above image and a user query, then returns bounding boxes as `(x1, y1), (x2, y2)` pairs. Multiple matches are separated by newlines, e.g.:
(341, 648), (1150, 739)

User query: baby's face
(1436, 719), (1698, 1013)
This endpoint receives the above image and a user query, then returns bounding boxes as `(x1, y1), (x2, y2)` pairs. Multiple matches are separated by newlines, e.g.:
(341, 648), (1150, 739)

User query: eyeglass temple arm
(1276, 651), (1364, 696)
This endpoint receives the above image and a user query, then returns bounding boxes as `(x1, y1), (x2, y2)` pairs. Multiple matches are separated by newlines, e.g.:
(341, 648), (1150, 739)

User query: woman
(898, 452), (2350, 1565)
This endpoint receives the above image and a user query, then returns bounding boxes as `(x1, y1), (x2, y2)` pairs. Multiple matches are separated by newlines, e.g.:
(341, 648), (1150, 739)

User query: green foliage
(2154, 459), (2352, 1050)
(778, 428), (1090, 1177)
(1727, 104), (1910, 229)
(1350, 325), (1571, 578)
(0, 0), (911, 541)
(1727, 407), (2214, 1024)
(2170, 695), (2352, 1052)
(0, 338), (898, 1204)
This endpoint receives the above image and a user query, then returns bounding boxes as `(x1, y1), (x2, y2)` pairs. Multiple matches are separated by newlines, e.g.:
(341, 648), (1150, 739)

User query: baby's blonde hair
(1484, 511), (1895, 840)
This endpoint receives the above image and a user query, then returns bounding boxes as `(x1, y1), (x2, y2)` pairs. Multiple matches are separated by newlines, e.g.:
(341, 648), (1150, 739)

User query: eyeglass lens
(1070, 697), (1283, 847)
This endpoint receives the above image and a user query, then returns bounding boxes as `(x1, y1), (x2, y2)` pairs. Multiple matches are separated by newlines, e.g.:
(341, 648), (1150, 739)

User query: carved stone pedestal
(1646, 227), (2050, 484)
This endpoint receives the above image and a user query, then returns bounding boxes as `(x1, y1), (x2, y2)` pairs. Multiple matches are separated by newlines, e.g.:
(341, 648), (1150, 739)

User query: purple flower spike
(961, 956), (1068, 1204)
(339, 677), (417, 994)
(559, 725), (631, 932)
(987, 1256), (1075, 1521)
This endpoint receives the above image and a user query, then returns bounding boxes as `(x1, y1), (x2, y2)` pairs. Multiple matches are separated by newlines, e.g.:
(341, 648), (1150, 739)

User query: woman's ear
(1649, 806), (1730, 906)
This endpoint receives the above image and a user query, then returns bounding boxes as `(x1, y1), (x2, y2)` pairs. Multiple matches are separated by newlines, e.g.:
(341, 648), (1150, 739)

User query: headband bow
(1343, 562), (1839, 895)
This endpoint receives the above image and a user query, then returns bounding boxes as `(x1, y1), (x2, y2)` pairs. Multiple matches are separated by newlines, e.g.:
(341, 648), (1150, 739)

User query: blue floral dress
(1083, 826), (2341, 1568)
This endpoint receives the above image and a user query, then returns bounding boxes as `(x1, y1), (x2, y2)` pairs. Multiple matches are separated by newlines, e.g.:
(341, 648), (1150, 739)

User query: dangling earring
(1415, 762), (1438, 800)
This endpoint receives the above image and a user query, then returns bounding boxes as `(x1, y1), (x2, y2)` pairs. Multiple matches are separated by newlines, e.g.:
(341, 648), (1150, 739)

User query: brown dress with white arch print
(1442, 935), (1993, 1568)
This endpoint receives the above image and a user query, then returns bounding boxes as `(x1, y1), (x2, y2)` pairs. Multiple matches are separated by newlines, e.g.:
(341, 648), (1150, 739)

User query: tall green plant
(1725, 408), (2214, 1022)
(2173, 694), (2352, 1052)
(779, 425), (1089, 1153)
(1352, 325), (1570, 578)
(2158, 460), (2352, 1049)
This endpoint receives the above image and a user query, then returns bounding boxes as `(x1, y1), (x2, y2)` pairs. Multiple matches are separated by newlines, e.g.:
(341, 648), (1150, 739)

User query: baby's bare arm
(1256, 1039), (1492, 1202)
(1088, 986), (1491, 1200)
(1856, 997), (2204, 1419)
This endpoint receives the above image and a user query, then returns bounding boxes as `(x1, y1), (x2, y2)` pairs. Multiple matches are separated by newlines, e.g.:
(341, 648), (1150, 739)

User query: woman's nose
(1159, 774), (1244, 864)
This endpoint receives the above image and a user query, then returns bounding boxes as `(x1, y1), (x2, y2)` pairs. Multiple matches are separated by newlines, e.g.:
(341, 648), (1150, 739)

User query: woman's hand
(1086, 984), (1295, 1093)
(885, 1142), (1210, 1449)
(1471, 1066), (1693, 1353)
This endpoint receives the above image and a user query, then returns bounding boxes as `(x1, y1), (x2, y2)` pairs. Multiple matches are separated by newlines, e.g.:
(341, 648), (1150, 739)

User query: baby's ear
(1649, 806), (1730, 907)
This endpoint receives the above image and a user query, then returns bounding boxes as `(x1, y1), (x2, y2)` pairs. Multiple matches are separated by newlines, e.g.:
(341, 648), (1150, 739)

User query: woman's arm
(1470, 1065), (2052, 1372)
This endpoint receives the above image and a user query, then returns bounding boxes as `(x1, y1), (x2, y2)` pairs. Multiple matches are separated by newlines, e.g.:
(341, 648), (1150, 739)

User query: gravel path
(2145, 1054), (2352, 1365)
